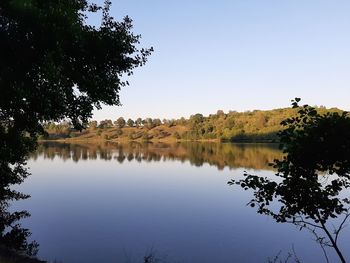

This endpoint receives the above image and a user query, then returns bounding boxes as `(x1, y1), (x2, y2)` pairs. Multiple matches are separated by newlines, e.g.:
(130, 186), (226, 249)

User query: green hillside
(42, 106), (343, 142)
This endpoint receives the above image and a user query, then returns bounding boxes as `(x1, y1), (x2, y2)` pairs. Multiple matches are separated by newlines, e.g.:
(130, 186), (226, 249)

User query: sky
(88, 0), (350, 121)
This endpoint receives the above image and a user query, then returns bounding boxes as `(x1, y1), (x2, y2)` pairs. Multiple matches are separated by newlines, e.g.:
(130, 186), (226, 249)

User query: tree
(190, 113), (204, 124)
(135, 118), (143, 127)
(0, 0), (152, 255)
(177, 117), (187, 126)
(216, 110), (225, 117)
(100, 119), (113, 128)
(230, 99), (350, 263)
(165, 119), (176, 127)
(153, 118), (162, 127)
(88, 120), (98, 130)
(115, 117), (126, 128)
(127, 118), (135, 127)
(143, 118), (154, 129)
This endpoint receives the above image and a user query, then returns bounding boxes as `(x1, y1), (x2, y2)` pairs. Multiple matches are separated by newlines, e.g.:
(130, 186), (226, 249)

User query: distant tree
(167, 119), (176, 127)
(135, 118), (143, 127)
(127, 118), (135, 127)
(216, 110), (225, 117)
(99, 119), (113, 129)
(89, 121), (98, 130)
(115, 117), (126, 128)
(190, 113), (204, 124)
(153, 118), (162, 127)
(230, 99), (350, 263)
(188, 113), (204, 136)
(143, 118), (154, 129)
(177, 117), (187, 126)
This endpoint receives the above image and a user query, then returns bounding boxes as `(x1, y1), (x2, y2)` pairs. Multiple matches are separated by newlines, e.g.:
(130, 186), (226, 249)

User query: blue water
(12, 142), (350, 262)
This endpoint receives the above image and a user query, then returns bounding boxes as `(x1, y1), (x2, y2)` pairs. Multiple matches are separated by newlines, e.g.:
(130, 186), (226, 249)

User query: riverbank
(40, 124), (278, 143)
(42, 106), (343, 144)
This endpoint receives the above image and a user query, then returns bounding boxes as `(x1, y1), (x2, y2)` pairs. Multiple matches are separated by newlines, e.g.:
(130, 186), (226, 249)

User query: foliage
(0, 0), (151, 256)
(115, 117), (126, 128)
(45, 106), (344, 142)
(88, 121), (98, 130)
(195, 105), (339, 141)
(127, 118), (135, 127)
(229, 99), (350, 263)
(135, 118), (143, 127)
(99, 119), (113, 129)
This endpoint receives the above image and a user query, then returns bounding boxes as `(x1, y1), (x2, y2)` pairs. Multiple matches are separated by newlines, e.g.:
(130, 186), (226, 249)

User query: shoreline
(38, 138), (278, 144)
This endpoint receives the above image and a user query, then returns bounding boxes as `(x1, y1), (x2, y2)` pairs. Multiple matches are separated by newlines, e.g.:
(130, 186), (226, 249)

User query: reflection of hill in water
(32, 142), (283, 171)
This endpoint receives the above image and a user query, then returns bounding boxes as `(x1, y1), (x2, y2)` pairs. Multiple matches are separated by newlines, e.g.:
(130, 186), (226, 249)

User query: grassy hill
(41, 106), (343, 143)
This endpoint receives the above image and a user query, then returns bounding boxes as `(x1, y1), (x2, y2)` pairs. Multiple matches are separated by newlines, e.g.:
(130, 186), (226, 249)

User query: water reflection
(20, 142), (337, 263)
(32, 141), (283, 170)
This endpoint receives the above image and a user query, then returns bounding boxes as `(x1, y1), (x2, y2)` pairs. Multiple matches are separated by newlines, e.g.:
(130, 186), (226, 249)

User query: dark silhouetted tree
(229, 99), (350, 263)
(0, 0), (152, 255)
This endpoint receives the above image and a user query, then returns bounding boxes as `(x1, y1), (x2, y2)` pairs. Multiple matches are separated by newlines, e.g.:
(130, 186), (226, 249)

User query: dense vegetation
(43, 106), (343, 142)
(0, 0), (151, 257)
(231, 99), (350, 263)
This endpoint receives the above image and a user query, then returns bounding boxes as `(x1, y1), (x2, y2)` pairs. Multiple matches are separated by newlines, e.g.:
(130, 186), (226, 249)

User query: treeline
(42, 106), (343, 142)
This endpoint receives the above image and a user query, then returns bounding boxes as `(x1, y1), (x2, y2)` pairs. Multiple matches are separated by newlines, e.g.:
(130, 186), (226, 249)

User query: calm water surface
(12, 142), (350, 262)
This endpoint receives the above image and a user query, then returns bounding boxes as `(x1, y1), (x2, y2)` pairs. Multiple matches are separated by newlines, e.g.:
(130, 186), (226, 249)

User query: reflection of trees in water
(0, 175), (39, 257)
(32, 142), (283, 170)
(0, 200), (38, 256)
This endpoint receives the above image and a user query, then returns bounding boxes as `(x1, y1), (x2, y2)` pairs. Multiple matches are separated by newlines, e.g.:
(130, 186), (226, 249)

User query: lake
(12, 142), (350, 262)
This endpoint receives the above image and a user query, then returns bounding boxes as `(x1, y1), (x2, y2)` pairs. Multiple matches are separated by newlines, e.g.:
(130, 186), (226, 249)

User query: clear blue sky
(88, 0), (350, 121)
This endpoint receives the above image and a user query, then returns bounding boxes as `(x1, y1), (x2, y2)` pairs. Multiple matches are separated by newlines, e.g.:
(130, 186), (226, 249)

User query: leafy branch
(230, 98), (350, 263)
